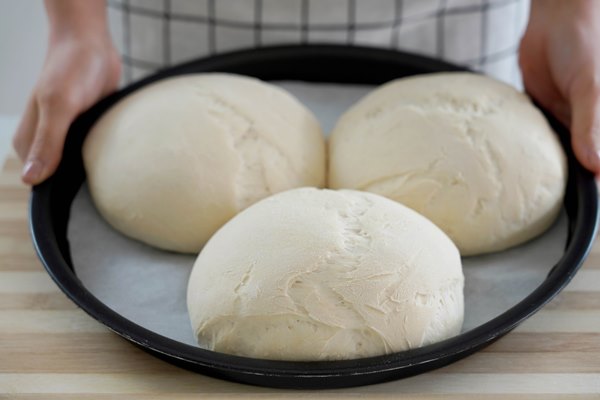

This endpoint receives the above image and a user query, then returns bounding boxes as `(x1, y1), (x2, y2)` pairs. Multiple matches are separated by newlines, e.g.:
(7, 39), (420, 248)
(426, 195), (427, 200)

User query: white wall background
(0, 1), (47, 162)
(0, 1), (48, 115)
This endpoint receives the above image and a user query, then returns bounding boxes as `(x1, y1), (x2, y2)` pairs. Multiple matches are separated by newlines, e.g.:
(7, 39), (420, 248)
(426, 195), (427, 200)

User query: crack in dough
(284, 193), (394, 355)
(197, 90), (301, 211)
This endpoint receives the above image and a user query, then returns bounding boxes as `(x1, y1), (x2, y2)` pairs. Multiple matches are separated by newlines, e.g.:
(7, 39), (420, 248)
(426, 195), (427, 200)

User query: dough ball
(83, 73), (325, 253)
(187, 188), (464, 361)
(329, 72), (567, 256)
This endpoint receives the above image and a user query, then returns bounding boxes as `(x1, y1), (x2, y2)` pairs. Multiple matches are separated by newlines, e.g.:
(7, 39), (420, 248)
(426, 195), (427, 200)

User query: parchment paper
(68, 81), (568, 347)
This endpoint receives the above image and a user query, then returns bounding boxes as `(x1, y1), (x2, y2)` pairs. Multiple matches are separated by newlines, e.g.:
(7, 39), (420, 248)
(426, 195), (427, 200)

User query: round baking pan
(30, 45), (598, 389)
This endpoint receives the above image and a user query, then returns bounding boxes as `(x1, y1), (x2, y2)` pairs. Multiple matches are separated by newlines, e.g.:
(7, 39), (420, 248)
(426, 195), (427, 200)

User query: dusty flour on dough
(187, 188), (464, 360)
(329, 73), (567, 256)
(83, 74), (325, 253)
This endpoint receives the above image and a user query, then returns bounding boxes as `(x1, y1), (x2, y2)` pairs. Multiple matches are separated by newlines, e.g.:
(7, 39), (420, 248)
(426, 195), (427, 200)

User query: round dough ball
(329, 72), (567, 256)
(187, 188), (464, 361)
(83, 73), (325, 253)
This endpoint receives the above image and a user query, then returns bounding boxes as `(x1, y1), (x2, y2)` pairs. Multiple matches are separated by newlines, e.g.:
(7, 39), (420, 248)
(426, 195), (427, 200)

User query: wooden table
(1, 154), (599, 399)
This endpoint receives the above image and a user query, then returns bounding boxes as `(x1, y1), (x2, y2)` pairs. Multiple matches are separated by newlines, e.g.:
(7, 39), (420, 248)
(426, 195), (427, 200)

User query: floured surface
(68, 81), (568, 348)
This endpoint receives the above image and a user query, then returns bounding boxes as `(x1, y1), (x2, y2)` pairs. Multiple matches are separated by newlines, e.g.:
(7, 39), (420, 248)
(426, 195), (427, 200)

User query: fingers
(12, 96), (39, 161)
(525, 78), (572, 127)
(21, 91), (78, 185)
(569, 80), (600, 175)
(520, 54), (572, 127)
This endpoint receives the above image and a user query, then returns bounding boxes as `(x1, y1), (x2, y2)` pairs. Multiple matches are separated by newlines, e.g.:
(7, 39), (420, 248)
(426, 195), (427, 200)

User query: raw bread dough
(329, 72), (567, 256)
(187, 188), (464, 361)
(83, 73), (325, 253)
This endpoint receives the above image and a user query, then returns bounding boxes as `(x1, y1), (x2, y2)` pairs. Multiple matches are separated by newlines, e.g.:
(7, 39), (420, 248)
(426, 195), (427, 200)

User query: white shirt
(107, 0), (530, 87)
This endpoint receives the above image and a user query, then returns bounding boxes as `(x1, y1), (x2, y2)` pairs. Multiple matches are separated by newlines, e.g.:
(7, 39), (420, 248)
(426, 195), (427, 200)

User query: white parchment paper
(68, 81), (568, 347)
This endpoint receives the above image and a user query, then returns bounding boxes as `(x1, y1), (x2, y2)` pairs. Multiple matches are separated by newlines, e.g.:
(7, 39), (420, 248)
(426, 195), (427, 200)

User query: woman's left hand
(520, 0), (600, 175)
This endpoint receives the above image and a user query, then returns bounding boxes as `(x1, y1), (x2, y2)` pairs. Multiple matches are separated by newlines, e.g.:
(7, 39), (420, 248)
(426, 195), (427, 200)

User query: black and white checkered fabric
(106, 0), (529, 87)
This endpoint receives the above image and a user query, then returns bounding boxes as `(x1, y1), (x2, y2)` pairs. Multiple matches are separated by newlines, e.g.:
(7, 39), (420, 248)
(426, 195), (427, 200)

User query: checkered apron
(107, 0), (529, 88)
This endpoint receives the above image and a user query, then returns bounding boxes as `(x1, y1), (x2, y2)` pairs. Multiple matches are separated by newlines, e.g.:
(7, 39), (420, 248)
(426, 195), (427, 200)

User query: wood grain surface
(1, 154), (599, 399)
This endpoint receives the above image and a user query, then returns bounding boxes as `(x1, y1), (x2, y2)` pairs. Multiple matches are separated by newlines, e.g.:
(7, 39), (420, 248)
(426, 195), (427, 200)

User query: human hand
(13, 33), (120, 185)
(520, 0), (600, 175)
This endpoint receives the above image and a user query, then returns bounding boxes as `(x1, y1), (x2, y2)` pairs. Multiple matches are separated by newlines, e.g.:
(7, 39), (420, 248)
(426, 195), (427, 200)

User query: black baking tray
(30, 45), (598, 389)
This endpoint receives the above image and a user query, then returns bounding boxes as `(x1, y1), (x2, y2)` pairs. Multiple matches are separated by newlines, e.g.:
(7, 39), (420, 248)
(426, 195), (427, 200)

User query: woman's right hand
(13, 30), (121, 185)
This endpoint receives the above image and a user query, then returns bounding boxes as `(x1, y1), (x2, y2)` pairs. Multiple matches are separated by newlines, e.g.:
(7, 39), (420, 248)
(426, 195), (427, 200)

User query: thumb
(22, 96), (77, 185)
(569, 80), (600, 175)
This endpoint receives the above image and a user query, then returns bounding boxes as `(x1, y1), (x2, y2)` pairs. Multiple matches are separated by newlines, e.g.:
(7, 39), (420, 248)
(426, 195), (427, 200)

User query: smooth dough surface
(187, 188), (464, 361)
(329, 72), (567, 256)
(83, 73), (325, 253)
